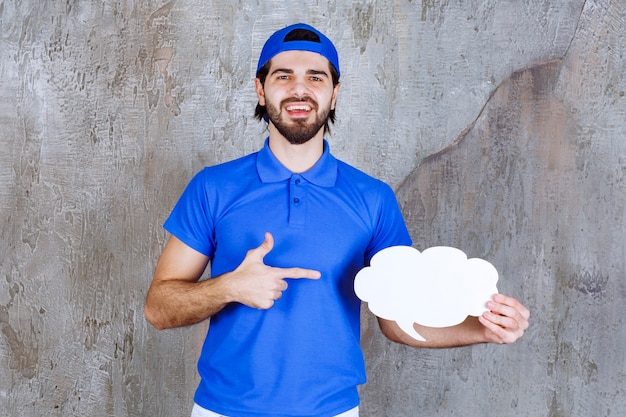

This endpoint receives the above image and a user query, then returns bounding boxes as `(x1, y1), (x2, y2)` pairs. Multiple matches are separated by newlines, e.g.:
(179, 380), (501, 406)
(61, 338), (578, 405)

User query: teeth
(286, 105), (311, 111)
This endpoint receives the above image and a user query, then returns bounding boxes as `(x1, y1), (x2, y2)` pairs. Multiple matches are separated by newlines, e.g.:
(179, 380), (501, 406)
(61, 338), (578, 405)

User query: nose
(289, 76), (309, 97)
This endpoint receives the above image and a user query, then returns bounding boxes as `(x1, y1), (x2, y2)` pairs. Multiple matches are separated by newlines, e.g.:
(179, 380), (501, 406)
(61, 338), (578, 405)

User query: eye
(271, 73), (291, 81)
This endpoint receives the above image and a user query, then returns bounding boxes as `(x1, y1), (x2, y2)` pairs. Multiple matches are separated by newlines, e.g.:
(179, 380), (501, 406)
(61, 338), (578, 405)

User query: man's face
(255, 50), (340, 145)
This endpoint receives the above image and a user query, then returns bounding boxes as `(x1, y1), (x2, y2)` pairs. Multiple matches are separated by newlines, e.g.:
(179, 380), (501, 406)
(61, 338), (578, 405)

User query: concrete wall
(1, 1), (624, 416)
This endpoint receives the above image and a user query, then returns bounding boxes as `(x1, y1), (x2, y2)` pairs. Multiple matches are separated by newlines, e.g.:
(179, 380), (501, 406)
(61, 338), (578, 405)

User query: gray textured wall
(1, 1), (624, 416)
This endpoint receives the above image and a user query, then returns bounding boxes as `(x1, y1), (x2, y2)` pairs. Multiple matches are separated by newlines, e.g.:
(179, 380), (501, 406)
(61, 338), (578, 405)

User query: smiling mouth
(282, 97), (317, 117)
(286, 104), (312, 112)
(284, 103), (315, 119)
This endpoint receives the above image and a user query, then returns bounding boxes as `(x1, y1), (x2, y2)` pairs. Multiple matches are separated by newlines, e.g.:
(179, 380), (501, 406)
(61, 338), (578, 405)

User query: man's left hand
(478, 293), (530, 344)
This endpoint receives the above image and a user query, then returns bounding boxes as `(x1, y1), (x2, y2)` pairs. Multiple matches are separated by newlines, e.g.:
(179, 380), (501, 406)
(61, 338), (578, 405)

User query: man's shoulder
(209, 151), (257, 171)
(335, 158), (388, 188)
(197, 152), (258, 179)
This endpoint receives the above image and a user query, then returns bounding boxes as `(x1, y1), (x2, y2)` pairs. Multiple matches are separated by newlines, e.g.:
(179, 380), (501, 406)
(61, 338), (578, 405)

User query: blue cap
(256, 23), (340, 78)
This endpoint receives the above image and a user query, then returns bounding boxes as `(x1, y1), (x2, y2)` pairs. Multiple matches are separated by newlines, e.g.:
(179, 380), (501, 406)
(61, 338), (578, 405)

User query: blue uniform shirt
(164, 139), (412, 417)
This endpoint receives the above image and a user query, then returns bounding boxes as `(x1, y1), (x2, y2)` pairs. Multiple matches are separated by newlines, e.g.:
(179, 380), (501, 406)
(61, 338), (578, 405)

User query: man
(144, 23), (529, 417)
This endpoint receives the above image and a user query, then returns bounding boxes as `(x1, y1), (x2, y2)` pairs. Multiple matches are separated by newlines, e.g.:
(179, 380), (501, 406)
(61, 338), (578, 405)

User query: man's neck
(267, 128), (325, 174)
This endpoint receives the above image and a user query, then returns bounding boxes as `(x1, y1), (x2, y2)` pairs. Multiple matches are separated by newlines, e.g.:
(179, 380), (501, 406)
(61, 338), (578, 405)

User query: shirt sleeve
(163, 168), (216, 257)
(364, 181), (412, 264)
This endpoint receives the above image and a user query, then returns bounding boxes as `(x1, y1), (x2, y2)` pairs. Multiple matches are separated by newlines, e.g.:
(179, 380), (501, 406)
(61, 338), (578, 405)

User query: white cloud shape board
(354, 246), (499, 341)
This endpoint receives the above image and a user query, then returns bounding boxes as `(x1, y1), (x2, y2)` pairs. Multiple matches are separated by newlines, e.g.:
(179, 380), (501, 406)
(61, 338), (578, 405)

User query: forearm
(378, 316), (488, 348)
(144, 275), (233, 330)
(378, 293), (529, 347)
(145, 232), (323, 330)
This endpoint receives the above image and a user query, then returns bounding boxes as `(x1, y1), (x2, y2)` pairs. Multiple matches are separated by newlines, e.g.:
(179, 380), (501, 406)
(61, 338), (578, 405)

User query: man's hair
(254, 28), (340, 134)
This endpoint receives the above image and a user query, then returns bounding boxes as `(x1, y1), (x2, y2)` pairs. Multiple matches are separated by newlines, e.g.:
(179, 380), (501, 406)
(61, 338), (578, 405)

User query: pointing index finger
(282, 267), (321, 280)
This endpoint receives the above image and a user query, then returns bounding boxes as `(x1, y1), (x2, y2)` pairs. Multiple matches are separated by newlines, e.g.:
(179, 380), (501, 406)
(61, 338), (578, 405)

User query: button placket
(289, 175), (306, 226)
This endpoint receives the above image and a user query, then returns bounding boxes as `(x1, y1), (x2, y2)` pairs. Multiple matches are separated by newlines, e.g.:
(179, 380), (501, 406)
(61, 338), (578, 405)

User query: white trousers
(191, 403), (359, 417)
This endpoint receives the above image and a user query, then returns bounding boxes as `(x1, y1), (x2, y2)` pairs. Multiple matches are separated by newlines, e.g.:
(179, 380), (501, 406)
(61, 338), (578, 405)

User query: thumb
(255, 232), (274, 259)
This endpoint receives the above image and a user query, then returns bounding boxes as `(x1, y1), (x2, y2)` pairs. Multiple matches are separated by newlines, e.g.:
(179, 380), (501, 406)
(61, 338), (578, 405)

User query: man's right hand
(145, 232), (321, 330)
(228, 232), (321, 309)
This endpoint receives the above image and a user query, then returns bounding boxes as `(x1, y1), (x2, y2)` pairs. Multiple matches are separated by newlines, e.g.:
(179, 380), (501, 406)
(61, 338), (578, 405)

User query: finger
(280, 267), (322, 280)
(486, 301), (517, 321)
(482, 310), (519, 330)
(480, 311), (526, 343)
(492, 294), (530, 320)
(252, 232), (274, 259)
(488, 297), (530, 331)
(478, 315), (519, 344)
(267, 279), (288, 293)
(485, 304), (529, 333)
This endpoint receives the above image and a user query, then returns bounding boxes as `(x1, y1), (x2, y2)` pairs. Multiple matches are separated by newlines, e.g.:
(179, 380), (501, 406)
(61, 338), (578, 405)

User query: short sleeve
(364, 182), (412, 264)
(163, 169), (216, 257)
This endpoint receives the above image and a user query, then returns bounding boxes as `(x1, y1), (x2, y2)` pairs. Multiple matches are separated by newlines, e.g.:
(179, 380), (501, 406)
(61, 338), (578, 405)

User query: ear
(330, 82), (341, 110)
(255, 78), (266, 106)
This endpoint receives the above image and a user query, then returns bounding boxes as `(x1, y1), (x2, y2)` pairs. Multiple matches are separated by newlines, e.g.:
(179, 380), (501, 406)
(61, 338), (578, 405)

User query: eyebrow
(270, 68), (330, 78)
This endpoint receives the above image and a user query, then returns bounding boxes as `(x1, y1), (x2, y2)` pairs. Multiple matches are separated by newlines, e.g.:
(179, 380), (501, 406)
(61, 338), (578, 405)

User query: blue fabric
(164, 139), (411, 417)
(256, 23), (340, 77)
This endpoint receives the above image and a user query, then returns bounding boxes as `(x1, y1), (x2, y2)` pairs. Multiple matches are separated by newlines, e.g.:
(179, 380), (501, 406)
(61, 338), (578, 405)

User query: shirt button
(294, 198), (300, 203)
(295, 179), (301, 185)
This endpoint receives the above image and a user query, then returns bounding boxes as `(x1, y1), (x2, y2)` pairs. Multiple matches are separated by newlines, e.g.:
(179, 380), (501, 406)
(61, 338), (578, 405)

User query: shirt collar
(256, 138), (337, 187)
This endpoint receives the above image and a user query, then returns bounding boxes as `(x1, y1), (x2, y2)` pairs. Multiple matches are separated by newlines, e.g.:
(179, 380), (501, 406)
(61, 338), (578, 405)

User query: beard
(265, 97), (331, 145)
